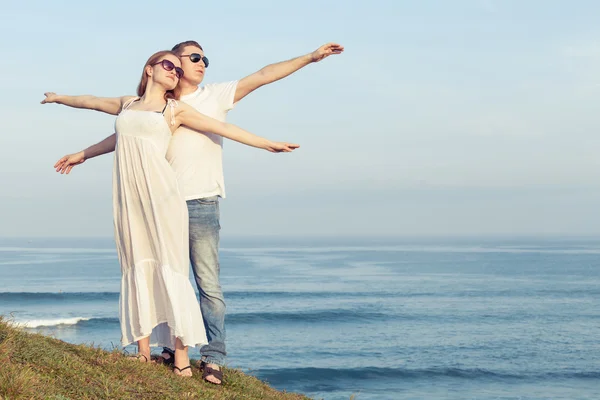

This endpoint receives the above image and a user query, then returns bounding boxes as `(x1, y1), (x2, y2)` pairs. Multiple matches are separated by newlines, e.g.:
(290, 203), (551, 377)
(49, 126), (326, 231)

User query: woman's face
(149, 54), (183, 90)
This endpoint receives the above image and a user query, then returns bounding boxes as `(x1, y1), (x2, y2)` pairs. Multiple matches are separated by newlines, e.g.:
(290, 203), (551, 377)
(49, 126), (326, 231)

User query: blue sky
(2, 0), (600, 237)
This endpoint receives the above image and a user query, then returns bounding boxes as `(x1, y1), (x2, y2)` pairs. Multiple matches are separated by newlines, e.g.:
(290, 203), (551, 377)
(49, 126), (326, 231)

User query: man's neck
(179, 80), (200, 96)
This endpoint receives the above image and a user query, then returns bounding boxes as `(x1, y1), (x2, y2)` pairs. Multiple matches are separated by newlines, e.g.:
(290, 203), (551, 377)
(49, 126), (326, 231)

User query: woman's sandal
(202, 365), (223, 385)
(173, 365), (192, 377)
(127, 354), (149, 362)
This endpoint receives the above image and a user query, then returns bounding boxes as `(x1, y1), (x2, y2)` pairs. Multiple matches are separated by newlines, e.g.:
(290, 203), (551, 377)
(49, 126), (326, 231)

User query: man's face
(178, 45), (207, 85)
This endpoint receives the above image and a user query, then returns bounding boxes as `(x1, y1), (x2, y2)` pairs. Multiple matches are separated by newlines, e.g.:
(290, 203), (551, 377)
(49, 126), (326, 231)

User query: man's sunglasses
(180, 53), (209, 68)
(152, 59), (184, 79)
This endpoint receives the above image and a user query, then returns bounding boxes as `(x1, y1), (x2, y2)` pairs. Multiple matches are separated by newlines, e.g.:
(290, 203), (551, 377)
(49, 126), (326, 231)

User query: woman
(41, 50), (298, 377)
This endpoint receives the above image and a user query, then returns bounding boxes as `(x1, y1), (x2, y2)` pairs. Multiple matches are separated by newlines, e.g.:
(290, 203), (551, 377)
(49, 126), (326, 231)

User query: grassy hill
(0, 317), (310, 400)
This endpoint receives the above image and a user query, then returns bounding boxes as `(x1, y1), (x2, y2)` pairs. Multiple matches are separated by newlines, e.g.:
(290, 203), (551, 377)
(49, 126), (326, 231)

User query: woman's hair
(136, 50), (181, 100)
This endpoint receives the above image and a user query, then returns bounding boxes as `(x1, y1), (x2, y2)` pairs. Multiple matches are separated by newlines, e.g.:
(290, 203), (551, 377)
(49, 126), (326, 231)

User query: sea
(0, 236), (599, 400)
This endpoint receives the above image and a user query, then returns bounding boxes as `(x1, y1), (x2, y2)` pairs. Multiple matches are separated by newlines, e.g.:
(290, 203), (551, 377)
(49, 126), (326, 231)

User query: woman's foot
(173, 365), (192, 377)
(127, 353), (150, 363)
(173, 338), (192, 377)
(132, 338), (151, 363)
(202, 363), (223, 385)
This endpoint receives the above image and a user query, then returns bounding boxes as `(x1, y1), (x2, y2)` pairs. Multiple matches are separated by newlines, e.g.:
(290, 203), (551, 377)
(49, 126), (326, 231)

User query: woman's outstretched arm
(41, 92), (134, 115)
(54, 133), (117, 174)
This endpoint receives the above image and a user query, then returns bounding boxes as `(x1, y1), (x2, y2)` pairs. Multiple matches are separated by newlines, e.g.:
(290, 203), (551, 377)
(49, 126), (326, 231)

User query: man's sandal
(202, 365), (223, 385)
(159, 347), (175, 366)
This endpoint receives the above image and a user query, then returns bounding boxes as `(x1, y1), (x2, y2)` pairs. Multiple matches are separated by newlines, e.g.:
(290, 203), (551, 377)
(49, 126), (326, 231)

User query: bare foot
(203, 363), (222, 385)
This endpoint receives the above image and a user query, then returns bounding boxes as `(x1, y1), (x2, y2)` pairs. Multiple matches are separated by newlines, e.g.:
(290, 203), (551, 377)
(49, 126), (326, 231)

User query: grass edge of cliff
(0, 316), (312, 400)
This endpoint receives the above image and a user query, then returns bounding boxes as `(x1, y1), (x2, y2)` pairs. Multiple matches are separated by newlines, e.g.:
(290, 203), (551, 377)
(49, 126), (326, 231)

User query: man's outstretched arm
(54, 133), (116, 174)
(234, 42), (344, 103)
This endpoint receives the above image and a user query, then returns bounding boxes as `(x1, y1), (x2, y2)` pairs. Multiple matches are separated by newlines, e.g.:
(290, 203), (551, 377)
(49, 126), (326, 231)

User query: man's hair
(171, 40), (203, 56)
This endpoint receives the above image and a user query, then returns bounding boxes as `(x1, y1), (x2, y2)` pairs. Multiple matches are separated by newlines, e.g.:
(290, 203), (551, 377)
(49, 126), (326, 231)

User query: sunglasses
(180, 53), (209, 68)
(152, 59), (184, 79)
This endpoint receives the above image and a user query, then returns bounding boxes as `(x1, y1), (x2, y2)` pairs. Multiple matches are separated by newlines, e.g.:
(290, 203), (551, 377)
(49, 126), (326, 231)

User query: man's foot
(202, 363), (223, 385)
(173, 365), (192, 377)
(159, 347), (175, 365)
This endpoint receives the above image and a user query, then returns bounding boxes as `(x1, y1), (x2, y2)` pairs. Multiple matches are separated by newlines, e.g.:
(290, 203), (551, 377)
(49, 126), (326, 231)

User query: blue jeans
(187, 196), (226, 366)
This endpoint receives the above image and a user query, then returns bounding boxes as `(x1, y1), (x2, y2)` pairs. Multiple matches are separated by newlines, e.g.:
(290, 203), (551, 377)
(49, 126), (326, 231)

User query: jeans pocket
(196, 196), (219, 205)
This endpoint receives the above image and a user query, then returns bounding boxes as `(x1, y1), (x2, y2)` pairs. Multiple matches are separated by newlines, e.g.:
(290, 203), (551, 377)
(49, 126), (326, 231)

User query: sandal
(127, 354), (149, 362)
(173, 365), (192, 377)
(202, 365), (223, 385)
(159, 347), (175, 366)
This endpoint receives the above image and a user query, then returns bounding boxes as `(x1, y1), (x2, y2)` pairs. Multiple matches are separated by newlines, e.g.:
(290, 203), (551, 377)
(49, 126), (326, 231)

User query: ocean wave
(2, 288), (599, 305)
(252, 367), (600, 389)
(0, 256), (116, 266)
(227, 310), (394, 325)
(0, 247), (115, 254)
(13, 310), (393, 329)
(224, 291), (400, 300)
(222, 245), (600, 255)
(17, 317), (92, 328)
(0, 291), (391, 302)
(16, 317), (119, 329)
(0, 292), (119, 302)
(1, 291), (402, 304)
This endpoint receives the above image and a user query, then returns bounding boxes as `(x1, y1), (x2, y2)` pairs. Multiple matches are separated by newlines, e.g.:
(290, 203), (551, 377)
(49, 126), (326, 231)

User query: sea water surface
(0, 236), (599, 399)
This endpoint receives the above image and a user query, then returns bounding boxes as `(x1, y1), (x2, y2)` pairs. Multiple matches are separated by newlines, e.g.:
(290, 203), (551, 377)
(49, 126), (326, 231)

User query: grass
(0, 317), (310, 400)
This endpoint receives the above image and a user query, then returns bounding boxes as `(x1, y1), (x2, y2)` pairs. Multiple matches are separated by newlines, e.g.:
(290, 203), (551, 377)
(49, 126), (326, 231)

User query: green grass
(0, 317), (311, 400)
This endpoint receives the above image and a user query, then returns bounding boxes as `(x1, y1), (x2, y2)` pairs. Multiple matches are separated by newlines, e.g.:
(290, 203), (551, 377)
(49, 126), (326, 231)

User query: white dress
(113, 98), (207, 349)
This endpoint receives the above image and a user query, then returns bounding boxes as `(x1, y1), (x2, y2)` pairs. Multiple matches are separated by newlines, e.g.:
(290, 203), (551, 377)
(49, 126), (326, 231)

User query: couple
(43, 40), (343, 384)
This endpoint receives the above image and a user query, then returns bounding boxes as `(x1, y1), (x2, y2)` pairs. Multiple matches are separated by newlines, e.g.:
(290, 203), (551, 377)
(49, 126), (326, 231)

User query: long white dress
(113, 98), (207, 349)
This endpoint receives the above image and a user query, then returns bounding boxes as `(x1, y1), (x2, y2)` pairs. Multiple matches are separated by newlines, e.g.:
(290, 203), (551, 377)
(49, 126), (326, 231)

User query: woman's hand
(265, 142), (300, 153)
(54, 151), (86, 174)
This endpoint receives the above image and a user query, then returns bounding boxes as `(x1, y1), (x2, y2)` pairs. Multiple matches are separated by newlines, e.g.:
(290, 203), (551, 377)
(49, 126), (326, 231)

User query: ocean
(0, 236), (599, 400)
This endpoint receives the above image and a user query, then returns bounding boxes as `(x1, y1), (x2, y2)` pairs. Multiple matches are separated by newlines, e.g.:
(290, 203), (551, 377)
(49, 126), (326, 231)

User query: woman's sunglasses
(180, 53), (209, 68)
(152, 59), (184, 79)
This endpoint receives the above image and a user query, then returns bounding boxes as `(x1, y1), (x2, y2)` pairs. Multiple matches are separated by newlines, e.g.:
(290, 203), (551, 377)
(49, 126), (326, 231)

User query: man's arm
(177, 103), (299, 153)
(54, 133), (116, 174)
(234, 43), (344, 103)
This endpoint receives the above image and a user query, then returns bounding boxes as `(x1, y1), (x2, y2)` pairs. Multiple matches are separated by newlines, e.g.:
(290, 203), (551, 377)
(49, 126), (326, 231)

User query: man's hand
(54, 151), (86, 174)
(310, 43), (344, 63)
(234, 42), (344, 103)
(266, 142), (300, 153)
(41, 92), (59, 104)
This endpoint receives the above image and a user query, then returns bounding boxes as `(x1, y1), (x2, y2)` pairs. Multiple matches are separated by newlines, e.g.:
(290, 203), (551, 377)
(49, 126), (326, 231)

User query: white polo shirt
(165, 81), (238, 200)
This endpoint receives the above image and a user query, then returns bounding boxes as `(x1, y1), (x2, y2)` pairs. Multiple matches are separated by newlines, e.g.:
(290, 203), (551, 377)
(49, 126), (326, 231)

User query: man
(54, 40), (344, 384)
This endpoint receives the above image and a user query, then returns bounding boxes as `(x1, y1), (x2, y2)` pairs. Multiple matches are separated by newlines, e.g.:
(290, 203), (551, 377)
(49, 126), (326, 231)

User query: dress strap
(163, 99), (178, 126)
(121, 97), (139, 112)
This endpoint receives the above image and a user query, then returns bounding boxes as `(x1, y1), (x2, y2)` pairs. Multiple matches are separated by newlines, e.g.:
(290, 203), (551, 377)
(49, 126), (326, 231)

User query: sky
(1, 0), (600, 237)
